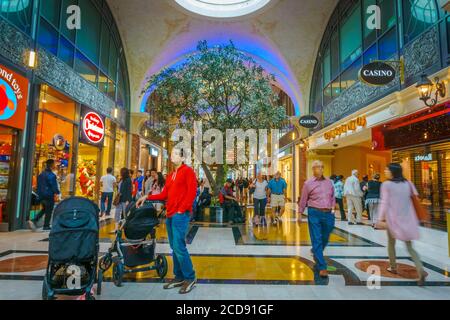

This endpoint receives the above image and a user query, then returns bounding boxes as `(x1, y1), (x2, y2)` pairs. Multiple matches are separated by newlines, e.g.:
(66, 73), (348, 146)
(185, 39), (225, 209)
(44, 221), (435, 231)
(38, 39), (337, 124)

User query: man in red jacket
(136, 147), (197, 294)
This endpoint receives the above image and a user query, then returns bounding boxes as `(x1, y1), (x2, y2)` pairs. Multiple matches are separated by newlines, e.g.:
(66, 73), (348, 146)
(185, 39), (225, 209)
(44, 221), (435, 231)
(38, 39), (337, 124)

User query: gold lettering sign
(324, 116), (367, 141)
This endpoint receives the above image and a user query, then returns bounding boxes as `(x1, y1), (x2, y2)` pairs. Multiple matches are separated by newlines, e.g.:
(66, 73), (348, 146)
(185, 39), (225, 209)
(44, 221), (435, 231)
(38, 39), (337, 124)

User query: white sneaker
(28, 220), (37, 232)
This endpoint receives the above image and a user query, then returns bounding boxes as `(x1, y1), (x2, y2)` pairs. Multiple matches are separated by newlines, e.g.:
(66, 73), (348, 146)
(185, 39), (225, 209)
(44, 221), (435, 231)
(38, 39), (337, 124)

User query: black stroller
(98, 201), (168, 290)
(42, 197), (100, 300)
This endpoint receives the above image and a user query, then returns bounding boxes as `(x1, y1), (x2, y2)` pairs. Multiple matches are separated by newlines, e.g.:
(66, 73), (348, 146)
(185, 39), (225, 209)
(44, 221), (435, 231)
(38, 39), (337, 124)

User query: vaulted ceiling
(107, 0), (338, 115)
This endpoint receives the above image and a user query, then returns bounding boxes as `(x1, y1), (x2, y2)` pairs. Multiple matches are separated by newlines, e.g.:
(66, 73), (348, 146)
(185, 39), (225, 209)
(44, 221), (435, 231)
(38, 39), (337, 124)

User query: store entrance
(76, 143), (100, 202)
(0, 126), (18, 231)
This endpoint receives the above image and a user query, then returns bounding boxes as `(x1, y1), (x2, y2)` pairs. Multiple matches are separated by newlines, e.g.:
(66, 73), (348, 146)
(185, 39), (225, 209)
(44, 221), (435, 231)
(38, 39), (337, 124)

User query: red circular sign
(82, 112), (105, 144)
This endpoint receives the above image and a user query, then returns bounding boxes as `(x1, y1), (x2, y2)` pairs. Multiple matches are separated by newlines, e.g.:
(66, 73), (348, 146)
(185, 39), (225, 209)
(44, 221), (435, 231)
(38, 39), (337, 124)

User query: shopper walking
(298, 160), (335, 278)
(194, 179), (211, 221)
(366, 174), (381, 228)
(220, 179), (244, 224)
(29, 159), (60, 232)
(334, 175), (346, 220)
(344, 170), (364, 225)
(361, 175), (370, 220)
(136, 147), (198, 294)
(250, 173), (268, 226)
(99, 167), (117, 218)
(267, 171), (287, 224)
(377, 163), (427, 286)
(143, 169), (153, 195)
(113, 168), (132, 233)
(134, 170), (144, 198)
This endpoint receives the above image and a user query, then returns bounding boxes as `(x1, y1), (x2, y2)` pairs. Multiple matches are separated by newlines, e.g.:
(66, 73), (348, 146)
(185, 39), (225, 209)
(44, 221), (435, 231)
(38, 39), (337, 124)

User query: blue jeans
(307, 208), (335, 271)
(101, 192), (114, 215)
(254, 198), (267, 216)
(166, 212), (196, 280)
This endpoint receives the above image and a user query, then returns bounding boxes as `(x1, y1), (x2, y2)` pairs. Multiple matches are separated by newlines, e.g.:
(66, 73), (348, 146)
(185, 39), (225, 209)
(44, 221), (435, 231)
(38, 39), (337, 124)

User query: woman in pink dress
(377, 163), (427, 285)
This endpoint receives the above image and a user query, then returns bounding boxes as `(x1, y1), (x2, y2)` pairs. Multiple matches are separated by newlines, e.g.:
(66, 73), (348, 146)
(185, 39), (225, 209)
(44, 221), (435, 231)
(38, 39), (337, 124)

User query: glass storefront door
(394, 141), (450, 230)
(76, 143), (100, 201)
(0, 126), (18, 228)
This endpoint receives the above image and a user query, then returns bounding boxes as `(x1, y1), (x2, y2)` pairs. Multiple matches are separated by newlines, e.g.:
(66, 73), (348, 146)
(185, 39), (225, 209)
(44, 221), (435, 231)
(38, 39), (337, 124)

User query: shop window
(0, 0), (33, 34)
(107, 79), (115, 100)
(40, 86), (76, 121)
(34, 87), (76, 201)
(76, 143), (99, 201)
(75, 50), (98, 85)
(340, 4), (362, 70)
(331, 77), (341, 98)
(114, 128), (127, 172)
(58, 36), (75, 68)
(77, 0), (101, 65)
(0, 127), (18, 226)
(40, 0), (61, 28)
(378, 27), (397, 60)
(403, 0), (438, 44)
(38, 18), (59, 56)
(323, 84), (332, 106)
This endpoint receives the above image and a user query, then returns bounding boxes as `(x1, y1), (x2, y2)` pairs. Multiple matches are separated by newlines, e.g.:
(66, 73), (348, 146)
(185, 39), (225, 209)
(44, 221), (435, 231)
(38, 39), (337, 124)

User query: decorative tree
(141, 40), (287, 194)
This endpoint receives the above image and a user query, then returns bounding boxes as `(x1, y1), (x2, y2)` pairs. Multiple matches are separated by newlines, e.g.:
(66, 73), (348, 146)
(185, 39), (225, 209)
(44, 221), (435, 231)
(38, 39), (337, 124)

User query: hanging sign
(0, 64), (28, 130)
(80, 106), (105, 145)
(359, 61), (396, 86)
(299, 115), (320, 129)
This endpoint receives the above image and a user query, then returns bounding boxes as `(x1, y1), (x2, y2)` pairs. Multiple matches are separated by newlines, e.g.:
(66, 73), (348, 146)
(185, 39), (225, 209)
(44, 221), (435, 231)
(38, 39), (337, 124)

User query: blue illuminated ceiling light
(175, 0), (272, 18)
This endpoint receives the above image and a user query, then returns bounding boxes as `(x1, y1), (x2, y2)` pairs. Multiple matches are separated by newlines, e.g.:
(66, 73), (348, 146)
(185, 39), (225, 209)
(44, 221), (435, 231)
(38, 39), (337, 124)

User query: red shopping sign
(82, 111), (105, 144)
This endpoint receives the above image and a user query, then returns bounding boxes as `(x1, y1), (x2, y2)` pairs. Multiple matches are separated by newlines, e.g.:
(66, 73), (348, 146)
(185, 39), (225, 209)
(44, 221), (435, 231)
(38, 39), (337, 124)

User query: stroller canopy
(49, 196), (99, 263)
(124, 202), (159, 240)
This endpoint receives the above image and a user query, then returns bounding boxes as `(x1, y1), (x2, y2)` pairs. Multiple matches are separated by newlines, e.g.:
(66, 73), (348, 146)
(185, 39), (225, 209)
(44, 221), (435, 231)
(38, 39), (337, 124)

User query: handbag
(113, 193), (121, 206)
(408, 182), (429, 222)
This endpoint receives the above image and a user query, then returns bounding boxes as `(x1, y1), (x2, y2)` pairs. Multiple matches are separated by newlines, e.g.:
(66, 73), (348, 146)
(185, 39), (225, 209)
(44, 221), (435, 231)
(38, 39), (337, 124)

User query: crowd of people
(299, 161), (427, 285)
(28, 152), (428, 292)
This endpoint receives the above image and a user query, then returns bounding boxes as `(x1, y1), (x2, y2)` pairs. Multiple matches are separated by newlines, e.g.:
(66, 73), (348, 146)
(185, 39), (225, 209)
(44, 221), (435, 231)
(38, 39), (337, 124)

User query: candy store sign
(82, 111), (105, 144)
(324, 116), (367, 141)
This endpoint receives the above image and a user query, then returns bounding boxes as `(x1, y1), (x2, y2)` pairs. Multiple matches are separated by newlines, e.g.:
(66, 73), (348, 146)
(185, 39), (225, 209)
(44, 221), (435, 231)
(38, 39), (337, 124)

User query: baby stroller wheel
(96, 270), (103, 295)
(112, 262), (124, 287)
(42, 281), (54, 300)
(99, 253), (113, 272)
(155, 255), (168, 279)
(85, 292), (96, 300)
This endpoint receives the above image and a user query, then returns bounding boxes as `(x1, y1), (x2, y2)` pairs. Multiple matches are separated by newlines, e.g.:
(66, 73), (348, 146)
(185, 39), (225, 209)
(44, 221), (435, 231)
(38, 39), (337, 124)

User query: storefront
(139, 139), (161, 172)
(372, 103), (450, 230)
(0, 63), (28, 231)
(76, 106), (106, 202)
(277, 147), (293, 201)
(114, 127), (128, 174)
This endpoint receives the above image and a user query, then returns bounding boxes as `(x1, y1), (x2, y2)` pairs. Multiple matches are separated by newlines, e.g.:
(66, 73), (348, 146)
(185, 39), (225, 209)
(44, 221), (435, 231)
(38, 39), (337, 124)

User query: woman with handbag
(377, 163), (428, 286)
(111, 168), (133, 233)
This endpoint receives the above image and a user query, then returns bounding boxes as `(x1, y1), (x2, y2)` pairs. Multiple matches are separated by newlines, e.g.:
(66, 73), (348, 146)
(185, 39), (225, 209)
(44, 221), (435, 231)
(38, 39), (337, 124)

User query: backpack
(218, 191), (225, 205)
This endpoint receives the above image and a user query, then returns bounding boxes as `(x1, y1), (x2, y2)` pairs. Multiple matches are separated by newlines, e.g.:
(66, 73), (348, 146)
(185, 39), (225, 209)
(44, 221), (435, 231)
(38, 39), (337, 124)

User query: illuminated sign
(414, 153), (433, 162)
(324, 116), (367, 141)
(0, 64), (28, 130)
(150, 147), (159, 157)
(359, 62), (396, 86)
(299, 115), (320, 129)
(80, 107), (105, 146)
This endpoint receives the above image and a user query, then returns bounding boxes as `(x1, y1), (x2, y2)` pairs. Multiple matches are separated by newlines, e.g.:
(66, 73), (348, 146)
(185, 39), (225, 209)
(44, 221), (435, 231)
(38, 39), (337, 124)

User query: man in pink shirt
(298, 160), (336, 278)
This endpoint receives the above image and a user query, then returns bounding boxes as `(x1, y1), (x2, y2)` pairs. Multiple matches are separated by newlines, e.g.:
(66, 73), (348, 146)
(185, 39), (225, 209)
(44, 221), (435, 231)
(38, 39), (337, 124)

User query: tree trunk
(201, 163), (225, 196)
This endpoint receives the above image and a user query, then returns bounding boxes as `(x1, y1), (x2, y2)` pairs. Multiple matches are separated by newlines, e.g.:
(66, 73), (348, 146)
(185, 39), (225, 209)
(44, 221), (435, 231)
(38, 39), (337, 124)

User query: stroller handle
(144, 200), (165, 204)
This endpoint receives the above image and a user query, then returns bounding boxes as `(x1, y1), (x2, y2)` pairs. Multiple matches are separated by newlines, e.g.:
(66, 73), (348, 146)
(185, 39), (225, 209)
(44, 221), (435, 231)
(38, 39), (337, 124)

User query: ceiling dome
(175, 0), (272, 18)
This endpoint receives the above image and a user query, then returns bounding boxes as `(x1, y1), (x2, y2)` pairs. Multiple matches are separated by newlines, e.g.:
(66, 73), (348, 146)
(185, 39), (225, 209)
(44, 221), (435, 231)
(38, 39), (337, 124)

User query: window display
(0, 128), (16, 225)
(33, 87), (76, 199)
(76, 143), (99, 201)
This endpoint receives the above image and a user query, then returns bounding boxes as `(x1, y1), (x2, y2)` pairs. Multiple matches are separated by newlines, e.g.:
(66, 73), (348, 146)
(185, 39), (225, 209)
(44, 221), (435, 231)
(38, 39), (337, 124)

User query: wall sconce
(113, 108), (118, 119)
(416, 73), (446, 107)
(162, 141), (166, 148)
(27, 50), (37, 68)
(299, 139), (305, 149)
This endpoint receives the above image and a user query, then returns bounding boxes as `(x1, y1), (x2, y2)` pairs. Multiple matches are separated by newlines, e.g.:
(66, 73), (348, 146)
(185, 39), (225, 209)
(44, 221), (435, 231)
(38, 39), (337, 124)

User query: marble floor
(0, 204), (449, 300)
